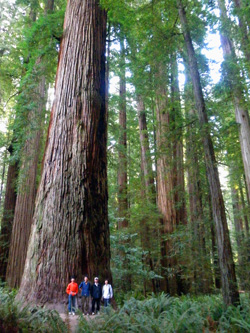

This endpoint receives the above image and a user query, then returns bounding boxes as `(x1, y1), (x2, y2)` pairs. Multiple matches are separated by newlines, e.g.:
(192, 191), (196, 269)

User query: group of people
(66, 276), (113, 316)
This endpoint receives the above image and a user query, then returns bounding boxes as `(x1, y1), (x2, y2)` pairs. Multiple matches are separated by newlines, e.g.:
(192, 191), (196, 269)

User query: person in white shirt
(102, 279), (113, 307)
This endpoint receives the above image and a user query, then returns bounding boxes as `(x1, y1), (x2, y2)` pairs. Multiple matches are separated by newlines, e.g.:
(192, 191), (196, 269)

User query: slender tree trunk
(171, 57), (187, 227)
(177, 0), (239, 305)
(232, 0), (250, 63)
(17, 0), (111, 305)
(170, 57), (189, 294)
(231, 186), (244, 257)
(184, 76), (213, 294)
(137, 96), (156, 203)
(207, 187), (221, 289)
(0, 148), (7, 208)
(238, 177), (250, 237)
(6, 75), (46, 288)
(0, 146), (18, 281)
(6, 0), (54, 288)
(218, 0), (250, 204)
(137, 95), (156, 293)
(210, 221), (221, 289)
(155, 64), (178, 295)
(117, 33), (128, 229)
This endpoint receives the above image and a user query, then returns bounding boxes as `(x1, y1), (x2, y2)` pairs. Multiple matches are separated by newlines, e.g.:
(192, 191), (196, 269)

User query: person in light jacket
(102, 279), (113, 307)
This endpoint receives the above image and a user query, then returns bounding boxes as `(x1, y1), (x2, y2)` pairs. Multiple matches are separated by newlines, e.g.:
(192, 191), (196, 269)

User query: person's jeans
(68, 294), (76, 313)
(104, 298), (111, 307)
(92, 298), (100, 313)
(82, 295), (91, 314)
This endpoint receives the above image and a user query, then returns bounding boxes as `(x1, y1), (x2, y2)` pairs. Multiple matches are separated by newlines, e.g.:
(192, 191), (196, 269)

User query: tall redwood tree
(18, 0), (111, 304)
(177, 0), (239, 305)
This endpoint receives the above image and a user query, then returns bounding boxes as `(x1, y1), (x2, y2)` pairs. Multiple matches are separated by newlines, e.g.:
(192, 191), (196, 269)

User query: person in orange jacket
(66, 277), (78, 315)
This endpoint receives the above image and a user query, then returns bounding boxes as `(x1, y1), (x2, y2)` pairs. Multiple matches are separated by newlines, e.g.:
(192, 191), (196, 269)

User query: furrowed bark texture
(0, 147), (18, 281)
(18, 0), (110, 304)
(118, 35), (128, 229)
(177, 0), (239, 305)
(218, 0), (250, 204)
(155, 65), (178, 295)
(6, 75), (46, 288)
(6, 0), (54, 289)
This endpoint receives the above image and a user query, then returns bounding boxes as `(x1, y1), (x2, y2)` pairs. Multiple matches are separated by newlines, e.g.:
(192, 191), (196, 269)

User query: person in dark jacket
(79, 275), (91, 315)
(91, 277), (102, 314)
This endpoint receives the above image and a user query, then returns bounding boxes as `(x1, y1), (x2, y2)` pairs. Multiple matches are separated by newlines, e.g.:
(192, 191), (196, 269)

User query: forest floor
(59, 312), (95, 332)
(59, 313), (79, 333)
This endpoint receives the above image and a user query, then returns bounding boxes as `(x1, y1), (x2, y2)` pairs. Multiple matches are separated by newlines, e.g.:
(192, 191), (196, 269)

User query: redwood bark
(218, 0), (250, 204)
(18, 0), (111, 305)
(117, 34), (128, 229)
(6, 75), (46, 288)
(6, 0), (54, 288)
(155, 64), (178, 295)
(0, 146), (18, 281)
(177, 0), (239, 305)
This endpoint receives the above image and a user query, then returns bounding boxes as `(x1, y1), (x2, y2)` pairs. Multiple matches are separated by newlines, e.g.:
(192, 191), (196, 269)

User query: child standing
(66, 277), (78, 315)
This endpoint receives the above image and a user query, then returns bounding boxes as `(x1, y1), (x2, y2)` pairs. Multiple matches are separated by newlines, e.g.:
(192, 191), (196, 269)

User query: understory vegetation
(1, 287), (250, 332)
(77, 293), (250, 333)
(0, 287), (67, 333)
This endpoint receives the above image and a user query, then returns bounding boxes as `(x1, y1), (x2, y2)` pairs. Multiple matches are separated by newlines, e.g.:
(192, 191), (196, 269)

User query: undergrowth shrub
(0, 287), (67, 332)
(77, 293), (250, 332)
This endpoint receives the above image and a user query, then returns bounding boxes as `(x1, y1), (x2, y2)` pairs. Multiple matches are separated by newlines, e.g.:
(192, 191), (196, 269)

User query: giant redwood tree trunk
(17, 0), (111, 305)
(177, 0), (239, 305)
(0, 146), (18, 281)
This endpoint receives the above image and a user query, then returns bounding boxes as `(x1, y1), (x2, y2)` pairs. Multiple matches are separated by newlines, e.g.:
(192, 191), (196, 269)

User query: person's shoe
(92, 312), (95, 315)
(69, 312), (72, 315)
(87, 313), (89, 316)
(72, 312), (75, 316)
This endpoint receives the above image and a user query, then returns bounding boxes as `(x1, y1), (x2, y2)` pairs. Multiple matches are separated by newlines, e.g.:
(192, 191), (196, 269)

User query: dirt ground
(59, 313), (80, 333)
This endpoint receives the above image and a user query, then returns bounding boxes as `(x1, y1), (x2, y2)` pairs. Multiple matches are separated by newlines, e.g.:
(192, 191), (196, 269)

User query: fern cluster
(77, 293), (250, 332)
(0, 287), (67, 332)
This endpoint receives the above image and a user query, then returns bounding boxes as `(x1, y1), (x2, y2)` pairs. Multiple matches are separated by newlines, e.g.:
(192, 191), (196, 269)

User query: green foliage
(77, 293), (250, 332)
(0, 287), (67, 332)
